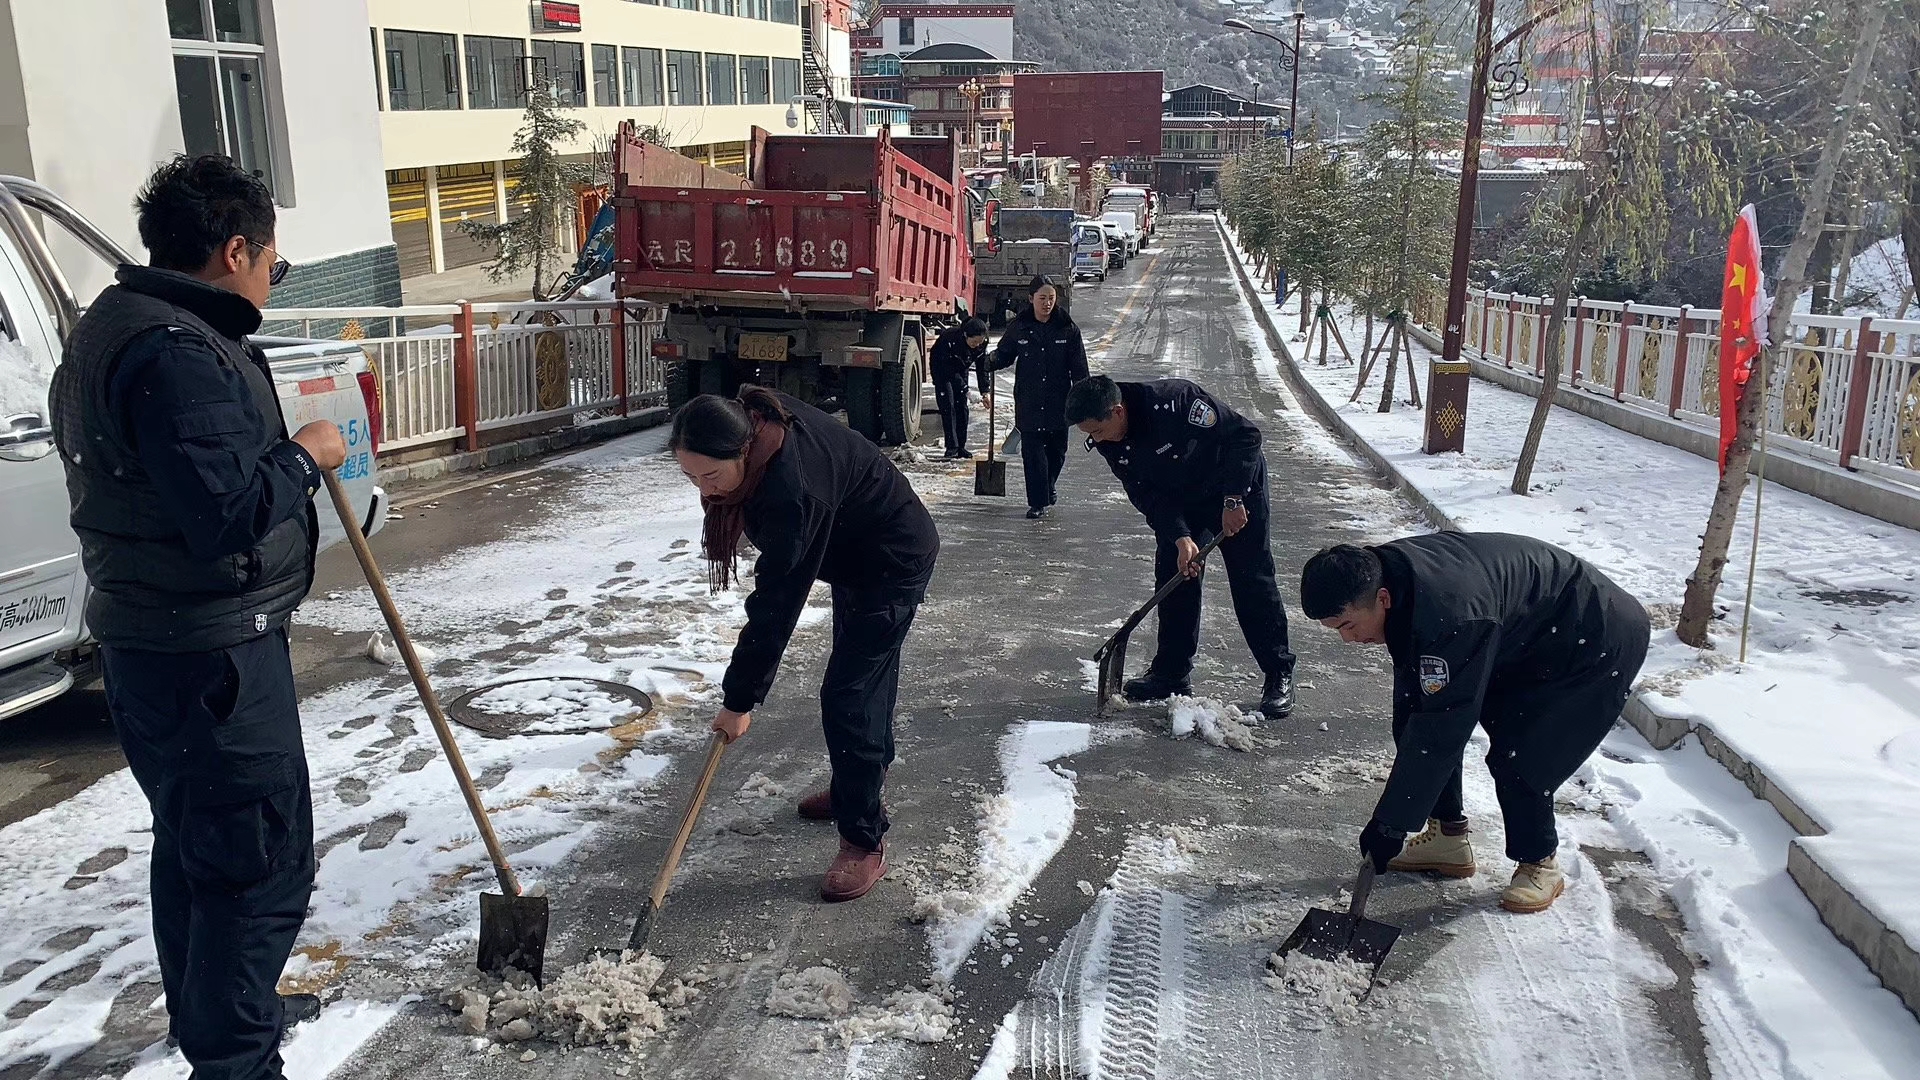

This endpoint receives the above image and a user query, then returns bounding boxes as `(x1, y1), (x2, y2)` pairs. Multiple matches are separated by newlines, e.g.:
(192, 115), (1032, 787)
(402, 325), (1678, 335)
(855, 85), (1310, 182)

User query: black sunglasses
(247, 239), (291, 286)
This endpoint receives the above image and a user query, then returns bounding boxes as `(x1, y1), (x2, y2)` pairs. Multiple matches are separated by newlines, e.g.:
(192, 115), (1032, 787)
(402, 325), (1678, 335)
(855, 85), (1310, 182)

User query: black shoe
(1123, 671), (1192, 702)
(1027, 506), (1047, 519)
(1260, 669), (1296, 719)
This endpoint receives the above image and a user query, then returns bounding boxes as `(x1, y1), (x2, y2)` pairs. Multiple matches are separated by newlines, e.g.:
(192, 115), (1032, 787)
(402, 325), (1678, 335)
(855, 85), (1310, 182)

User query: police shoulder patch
(1187, 399), (1218, 429)
(1418, 655), (1450, 695)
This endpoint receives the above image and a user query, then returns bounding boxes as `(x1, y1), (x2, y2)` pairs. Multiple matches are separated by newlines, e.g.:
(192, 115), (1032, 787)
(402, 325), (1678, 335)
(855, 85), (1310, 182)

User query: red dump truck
(613, 122), (978, 444)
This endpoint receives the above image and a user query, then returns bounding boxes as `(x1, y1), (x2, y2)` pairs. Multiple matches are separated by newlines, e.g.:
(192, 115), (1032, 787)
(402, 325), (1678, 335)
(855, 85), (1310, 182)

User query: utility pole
(1225, 0), (1306, 164)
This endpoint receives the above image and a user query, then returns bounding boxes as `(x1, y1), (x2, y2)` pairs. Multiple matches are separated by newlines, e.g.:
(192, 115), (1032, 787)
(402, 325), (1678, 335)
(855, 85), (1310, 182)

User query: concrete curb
(378, 408), (670, 487)
(1218, 221), (1920, 1019)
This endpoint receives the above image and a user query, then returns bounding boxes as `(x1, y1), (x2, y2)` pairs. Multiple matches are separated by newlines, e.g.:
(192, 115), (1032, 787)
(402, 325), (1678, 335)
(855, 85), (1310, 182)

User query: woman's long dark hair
(670, 386), (791, 459)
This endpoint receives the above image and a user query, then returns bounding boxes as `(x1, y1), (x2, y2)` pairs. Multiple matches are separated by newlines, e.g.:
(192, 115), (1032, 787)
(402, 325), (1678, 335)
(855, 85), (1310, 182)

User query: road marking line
(1091, 250), (1165, 356)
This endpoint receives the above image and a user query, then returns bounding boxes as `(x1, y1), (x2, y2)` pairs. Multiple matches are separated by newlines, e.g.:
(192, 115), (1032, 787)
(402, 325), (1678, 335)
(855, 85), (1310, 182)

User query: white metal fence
(262, 300), (666, 453)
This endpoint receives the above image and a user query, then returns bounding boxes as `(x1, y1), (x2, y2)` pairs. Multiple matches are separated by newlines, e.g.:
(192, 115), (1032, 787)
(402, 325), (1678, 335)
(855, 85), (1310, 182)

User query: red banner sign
(534, 1), (581, 31)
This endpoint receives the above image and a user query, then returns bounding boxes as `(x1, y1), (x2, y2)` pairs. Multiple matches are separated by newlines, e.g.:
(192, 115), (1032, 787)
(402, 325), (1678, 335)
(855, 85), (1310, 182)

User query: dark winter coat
(720, 393), (940, 712)
(1371, 531), (1649, 833)
(1090, 379), (1265, 545)
(48, 266), (321, 653)
(987, 308), (1089, 432)
(929, 325), (990, 392)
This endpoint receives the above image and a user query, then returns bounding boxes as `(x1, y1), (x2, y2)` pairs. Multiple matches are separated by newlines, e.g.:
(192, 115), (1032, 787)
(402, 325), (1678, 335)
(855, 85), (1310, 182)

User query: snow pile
(765, 966), (853, 1019)
(737, 771), (790, 800)
(466, 678), (645, 734)
(1164, 696), (1257, 751)
(1263, 949), (1375, 1026)
(446, 951), (711, 1049)
(829, 984), (956, 1047)
(0, 337), (51, 417)
(1291, 752), (1392, 794)
(365, 630), (438, 667)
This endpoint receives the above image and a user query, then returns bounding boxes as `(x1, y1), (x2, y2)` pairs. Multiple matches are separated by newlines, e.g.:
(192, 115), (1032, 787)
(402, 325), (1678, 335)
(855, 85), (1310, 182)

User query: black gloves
(1359, 819), (1406, 874)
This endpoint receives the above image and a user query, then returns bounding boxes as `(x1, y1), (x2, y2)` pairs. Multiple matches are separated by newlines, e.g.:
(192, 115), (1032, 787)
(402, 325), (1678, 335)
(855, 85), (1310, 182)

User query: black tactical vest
(49, 273), (316, 652)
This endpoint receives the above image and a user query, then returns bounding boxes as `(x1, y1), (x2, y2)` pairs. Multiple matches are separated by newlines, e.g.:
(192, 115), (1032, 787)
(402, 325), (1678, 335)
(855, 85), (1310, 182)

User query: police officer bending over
(929, 317), (990, 459)
(1299, 533), (1650, 914)
(49, 155), (347, 1079)
(1066, 374), (1298, 719)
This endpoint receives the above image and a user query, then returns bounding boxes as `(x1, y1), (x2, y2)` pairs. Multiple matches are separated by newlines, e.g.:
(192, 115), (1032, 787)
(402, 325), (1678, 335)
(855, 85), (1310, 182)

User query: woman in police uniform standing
(986, 276), (1089, 518)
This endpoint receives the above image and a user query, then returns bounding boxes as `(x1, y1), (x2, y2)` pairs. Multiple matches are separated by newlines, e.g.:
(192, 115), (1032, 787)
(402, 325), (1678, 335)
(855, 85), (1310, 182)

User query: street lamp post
(958, 78), (985, 169)
(1225, 0), (1306, 164)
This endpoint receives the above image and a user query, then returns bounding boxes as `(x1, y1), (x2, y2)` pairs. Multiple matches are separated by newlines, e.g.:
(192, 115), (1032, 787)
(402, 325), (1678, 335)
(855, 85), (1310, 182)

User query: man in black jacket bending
(1066, 375), (1297, 718)
(1300, 534), (1649, 914)
(49, 156), (345, 1080)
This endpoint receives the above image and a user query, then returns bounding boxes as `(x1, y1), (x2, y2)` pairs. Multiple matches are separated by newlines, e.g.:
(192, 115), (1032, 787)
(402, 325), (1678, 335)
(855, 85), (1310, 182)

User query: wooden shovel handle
(324, 472), (522, 898)
(648, 732), (729, 910)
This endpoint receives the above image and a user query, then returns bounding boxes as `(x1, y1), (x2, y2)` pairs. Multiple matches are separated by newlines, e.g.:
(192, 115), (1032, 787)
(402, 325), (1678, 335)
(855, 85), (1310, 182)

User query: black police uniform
(987, 307), (1089, 511)
(49, 266), (322, 1080)
(721, 393), (940, 851)
(1091, 379), (1296, 685)
(928, 325), (989, 455)
(1372, 532), (1650, 862)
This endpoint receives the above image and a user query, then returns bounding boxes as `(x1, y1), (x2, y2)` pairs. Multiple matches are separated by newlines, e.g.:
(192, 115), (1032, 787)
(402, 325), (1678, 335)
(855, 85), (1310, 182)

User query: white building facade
(0, 0), (399, 307)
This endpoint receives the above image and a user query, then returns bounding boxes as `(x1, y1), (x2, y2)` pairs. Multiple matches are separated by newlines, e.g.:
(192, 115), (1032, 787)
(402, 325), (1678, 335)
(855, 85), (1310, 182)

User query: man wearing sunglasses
(48, 154), (345, 1080)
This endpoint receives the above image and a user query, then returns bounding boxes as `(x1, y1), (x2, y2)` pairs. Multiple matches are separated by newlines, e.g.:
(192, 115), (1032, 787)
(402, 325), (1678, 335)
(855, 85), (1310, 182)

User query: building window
(624, 47), (664, 106)
(898, 17), (915, 46)
(706, 54), (738, 105)
(467, 35), (527, 109)
(666, 0), (698, 9)
(907, 89), (939, 111)
(532, 40), (586, 105)
(740, 56), (771, 105)
(385, 30), (461, 111)
(771, 57), (800, 104)
(704, 0), (736, 13)
(772, 0), (800, 24)
(591, 44), (618, 106)
(743, 0), (770, 18)
(168, 0), (281, 198)
(666, 50), (703, 105)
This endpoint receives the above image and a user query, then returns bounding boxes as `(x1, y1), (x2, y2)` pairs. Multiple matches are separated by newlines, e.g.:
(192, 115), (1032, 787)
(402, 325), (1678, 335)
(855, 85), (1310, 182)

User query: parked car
(1194, 187), (1222, 211)
(1071, 222), (1110, 281)
(1093, 220), (1130, 269)
(1100, 211), (1142, 259)
(0, 176), (389, 723)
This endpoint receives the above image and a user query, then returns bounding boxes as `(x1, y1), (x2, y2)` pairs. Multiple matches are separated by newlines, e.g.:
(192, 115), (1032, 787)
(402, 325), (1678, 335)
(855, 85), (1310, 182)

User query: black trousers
(933, 375), (970, 454)
(1408, 615), (1650, 863)
(103, 630), (313, 1080)
(821, 587), (919, 851)
(1149, 461), (1295, 681)
(1019, 427), (1068, 510)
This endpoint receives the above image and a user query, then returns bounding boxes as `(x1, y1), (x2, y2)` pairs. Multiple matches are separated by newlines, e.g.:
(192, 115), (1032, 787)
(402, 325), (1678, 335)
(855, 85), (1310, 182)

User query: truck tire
(881, 336), (925, 445)
(846, 368), (881, 441)
(664, 359), (698, 411)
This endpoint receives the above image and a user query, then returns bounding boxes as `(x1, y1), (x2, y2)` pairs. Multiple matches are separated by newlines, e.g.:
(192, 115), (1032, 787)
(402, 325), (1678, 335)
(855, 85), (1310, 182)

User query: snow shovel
(975, 389), (1006, 497)
(623, 731), (729, 953)
(1273, 860), (1401, 980)
(1091, 534), (1224, 716)
(323, 472), (550, 985)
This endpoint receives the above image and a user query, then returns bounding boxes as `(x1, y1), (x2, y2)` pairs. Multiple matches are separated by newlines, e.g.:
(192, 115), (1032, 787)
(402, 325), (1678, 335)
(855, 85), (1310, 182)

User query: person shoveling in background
(986, 276), (1089, 519)
(671, 387), (940, 901)
(1299, 534), (1650, 913)
(929, 316), (991, 459)
(1066, 374), (1299, 719)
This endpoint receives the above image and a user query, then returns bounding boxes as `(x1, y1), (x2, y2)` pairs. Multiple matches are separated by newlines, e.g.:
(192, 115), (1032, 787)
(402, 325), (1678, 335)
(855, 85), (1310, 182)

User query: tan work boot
(1501, 856), (1565, 913)
(1388, 819), (1476, 878)
(821, 839), (887, 902)
(797, 789), (833, 821)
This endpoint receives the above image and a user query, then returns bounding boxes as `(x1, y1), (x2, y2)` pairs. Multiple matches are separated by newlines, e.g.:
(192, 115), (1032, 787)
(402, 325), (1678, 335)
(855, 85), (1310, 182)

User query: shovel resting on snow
(324, 473), (550, 984)
(1273, 860), (1402, 980)
(1091, 534), (1224, 716)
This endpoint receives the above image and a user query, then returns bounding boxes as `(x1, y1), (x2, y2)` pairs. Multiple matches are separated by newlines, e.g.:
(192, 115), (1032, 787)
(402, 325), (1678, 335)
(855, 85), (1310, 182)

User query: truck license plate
(738, 333), (789, 362)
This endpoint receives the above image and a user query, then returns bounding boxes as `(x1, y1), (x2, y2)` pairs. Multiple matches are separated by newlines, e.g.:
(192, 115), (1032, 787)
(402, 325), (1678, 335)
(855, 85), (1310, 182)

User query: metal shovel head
(1276, 906), (1401, 975)
(1092, 633), (1129, 717)
(975, 457), (1007, 496)
(478, 890), (550, 986)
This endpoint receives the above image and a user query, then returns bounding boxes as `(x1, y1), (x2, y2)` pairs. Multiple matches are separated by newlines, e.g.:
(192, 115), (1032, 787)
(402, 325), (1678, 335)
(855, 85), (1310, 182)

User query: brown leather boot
(796, 788), (833, 821)
(821, 839), (887, 902)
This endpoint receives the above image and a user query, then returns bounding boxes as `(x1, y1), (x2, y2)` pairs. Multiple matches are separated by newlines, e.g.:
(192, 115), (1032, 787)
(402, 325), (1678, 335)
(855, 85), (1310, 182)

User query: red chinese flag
(1718, 205), (1766, 473)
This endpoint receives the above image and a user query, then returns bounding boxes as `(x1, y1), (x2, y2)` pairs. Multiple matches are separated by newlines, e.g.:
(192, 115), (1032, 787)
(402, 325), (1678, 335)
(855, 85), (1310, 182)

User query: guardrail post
(611, 299), (630, 417)
(1613, 303), (1635, 401)
(1838, 315), (1877, 470)
(1535, 302), (1548, 376)
(1569, 297), (1586, 387)
(1479, 291), (1493, 362)
(1668, 306), (1692, 416)
(454, 300), (480, 450)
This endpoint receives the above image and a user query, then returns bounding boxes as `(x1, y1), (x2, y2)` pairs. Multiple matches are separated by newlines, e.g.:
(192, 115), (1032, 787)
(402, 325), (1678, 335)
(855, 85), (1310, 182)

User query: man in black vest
(1299, 535), (1649, 914)
(49, 155), (346, 1080)
(1066, 374), (1297, 718)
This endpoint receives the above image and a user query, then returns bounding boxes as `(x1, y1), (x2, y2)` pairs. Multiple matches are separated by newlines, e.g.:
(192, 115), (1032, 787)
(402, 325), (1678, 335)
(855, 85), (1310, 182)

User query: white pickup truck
(0, 177), (388, 721)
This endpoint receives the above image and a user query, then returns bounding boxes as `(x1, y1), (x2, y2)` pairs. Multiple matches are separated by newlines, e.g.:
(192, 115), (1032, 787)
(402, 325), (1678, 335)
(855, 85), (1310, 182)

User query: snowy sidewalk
(1218, 223), (1920, 1072)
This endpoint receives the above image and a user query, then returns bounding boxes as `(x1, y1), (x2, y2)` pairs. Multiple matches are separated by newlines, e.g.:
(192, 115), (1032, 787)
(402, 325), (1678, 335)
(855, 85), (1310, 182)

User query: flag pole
(1738, 353), (1770, 663)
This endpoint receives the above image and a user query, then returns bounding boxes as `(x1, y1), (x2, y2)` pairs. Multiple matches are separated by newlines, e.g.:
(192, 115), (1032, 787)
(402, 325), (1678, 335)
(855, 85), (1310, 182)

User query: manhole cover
(447, 678), (653, 738)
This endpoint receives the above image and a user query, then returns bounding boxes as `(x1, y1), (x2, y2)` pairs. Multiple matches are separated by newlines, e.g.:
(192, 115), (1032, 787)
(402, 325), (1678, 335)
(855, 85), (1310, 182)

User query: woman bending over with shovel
(672, 387), (940, 901)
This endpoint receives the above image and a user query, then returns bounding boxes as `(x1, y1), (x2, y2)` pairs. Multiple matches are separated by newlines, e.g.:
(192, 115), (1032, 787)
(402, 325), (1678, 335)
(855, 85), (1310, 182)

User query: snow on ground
(1221, 226), (1920, 1076)
(0, 428), (782, 1076)
(1163, 696), (1257, 751)
(120, 1000), (404, 1080)
(914, 721), (1092, 980)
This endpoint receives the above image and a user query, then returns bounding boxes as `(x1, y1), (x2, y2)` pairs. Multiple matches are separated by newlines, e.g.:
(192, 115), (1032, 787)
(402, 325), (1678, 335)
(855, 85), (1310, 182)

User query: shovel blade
(975, 458), (1007, 497)
(1276, 907), (1401, 974)
(1093, 633), (1130, 717)
(478, 891), (550, 985)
